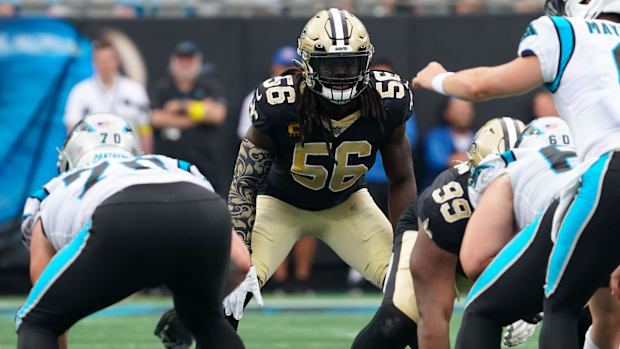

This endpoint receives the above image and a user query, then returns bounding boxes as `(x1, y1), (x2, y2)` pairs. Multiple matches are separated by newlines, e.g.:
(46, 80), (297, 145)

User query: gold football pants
(251, 189), (393, 289)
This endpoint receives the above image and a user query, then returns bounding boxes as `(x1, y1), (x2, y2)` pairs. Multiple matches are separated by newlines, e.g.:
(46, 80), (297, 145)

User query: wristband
(137, 124), (153, 136)
(431, 72), (455, 95)
(188, 100), (207, 122)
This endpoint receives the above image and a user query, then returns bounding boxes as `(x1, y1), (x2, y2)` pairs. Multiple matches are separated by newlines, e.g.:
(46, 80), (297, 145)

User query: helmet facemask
(297, 8), (374, 105)
(303, 49), (372, 105)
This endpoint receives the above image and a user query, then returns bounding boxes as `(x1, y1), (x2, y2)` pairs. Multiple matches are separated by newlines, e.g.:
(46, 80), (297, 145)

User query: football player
(351, 117), (524, 349)
(17, 113), (248, 349)
(224, 8), (416, 324)
(412, 0), (620, 347)
(456, 117), (580, 349)
(411, 117), (526, 349)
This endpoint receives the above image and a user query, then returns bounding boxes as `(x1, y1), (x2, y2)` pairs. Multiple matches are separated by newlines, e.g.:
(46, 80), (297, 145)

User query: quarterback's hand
(223, 265), (264, 320)
(412, 62), (448, 91)
(503, 318), (540, 347)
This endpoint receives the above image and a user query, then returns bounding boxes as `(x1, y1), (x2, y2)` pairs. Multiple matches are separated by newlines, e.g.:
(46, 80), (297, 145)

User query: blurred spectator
(454, 0), (484, 13)
(0, 3), (16, 16)
(422, 97), (474, 187)
(512, 0), (545, 13)
(237, 46), (299, 138)
(365, 58), (418, 215)
(64, 39), (153, 153)
(150, 40), (227, 191)
(531, 88), (559, 119)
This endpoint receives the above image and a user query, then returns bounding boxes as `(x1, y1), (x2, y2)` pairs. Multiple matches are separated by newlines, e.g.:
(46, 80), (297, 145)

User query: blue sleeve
(424, 127), (454, 175)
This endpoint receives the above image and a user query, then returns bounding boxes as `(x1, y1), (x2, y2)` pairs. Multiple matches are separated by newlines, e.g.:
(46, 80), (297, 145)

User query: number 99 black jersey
(250, 71), (413, 210)
(416, 163), (473, 256)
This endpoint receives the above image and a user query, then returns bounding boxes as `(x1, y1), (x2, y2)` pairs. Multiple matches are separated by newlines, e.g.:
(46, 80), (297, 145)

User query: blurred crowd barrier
(1, 0), (545, 18)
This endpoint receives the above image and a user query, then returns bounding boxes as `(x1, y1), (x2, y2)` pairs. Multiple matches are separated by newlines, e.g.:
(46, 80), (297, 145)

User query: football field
(0, 294), (540, 349)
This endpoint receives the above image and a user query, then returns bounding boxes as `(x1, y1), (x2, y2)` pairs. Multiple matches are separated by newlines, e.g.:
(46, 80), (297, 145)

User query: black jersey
(395, 200), (418, 236)
(416, 163), (473, 256)
(250, 71), (413, 210)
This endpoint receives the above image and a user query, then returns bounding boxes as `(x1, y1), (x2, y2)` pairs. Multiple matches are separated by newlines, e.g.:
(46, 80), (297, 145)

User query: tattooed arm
(228, 125), (274, 248)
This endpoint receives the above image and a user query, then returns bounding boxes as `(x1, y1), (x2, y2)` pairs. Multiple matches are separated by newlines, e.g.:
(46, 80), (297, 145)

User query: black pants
(16, 182), (244, 349)
(540, 151), (620, 349)
(455, 201), (558, 349)
(351, 228), (418, 349)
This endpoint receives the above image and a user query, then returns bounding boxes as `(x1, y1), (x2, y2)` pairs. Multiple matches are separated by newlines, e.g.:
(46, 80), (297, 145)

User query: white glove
(223, 265), (264, 320)
(503, 319), (539, 347)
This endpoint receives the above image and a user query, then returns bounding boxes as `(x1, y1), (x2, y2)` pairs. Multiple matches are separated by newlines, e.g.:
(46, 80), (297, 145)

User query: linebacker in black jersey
(351, 117), (524, 349)
(225, 8), (416, 323)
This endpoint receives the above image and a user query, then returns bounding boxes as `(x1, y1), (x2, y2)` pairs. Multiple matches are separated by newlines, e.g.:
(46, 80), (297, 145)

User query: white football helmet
(57, 113), (142, 173)
(515, 117), (573, 150)
(546, 0), (620, 19)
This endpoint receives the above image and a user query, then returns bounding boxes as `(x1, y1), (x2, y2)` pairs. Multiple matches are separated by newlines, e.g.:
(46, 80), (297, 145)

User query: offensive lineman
(413, 0), (620, 347)
(457, 117), (582, 349)
(16, 113), (247, 349)
(352, 117), (526, 349)
(224, 8), (416, 323)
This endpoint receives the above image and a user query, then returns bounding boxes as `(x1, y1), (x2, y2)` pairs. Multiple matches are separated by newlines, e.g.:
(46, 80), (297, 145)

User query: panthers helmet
(515, 116), (573, 149)
(57, 113), (142, 173)
(467, 117), (526, 169)
(297, 8), (373, 105)
(546, 0), (620, 18)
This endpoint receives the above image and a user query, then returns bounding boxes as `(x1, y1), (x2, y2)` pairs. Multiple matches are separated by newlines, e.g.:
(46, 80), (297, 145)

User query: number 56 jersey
(21, 155), (214, 251)
(250, 71), (413, 210)
(519, 16), (620, 160)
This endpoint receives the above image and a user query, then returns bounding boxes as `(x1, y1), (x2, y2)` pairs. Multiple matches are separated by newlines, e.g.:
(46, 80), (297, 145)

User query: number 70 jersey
(250, 70), (413, 210)
(21, 155), (214, 251)
(518, 16), (620, 160)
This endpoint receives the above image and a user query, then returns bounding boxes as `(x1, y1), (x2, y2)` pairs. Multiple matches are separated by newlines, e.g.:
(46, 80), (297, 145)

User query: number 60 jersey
(250, 70), (413, 210)
(21, 155), (214, 251)
(469, 145), (580, 231)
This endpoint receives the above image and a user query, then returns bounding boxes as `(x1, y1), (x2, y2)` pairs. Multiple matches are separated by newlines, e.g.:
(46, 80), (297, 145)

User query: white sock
(584, 326), (601, 349)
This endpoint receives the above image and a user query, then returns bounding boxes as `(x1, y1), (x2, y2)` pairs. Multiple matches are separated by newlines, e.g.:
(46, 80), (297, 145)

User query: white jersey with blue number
(21, 155), (214, 251)
(469, 146), (580, 230)
(518, 16), (620, 161)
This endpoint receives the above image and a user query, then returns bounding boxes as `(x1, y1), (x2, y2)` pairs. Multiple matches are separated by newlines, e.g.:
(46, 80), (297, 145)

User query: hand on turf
(503, 319), (539, 347)
(223, 265), (264, 320)
(154, 308), (194, 349)
(412, 62), (447, 91)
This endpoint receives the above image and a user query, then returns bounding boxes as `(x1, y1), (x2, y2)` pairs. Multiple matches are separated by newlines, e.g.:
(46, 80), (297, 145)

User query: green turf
(0, 294), (541, 349)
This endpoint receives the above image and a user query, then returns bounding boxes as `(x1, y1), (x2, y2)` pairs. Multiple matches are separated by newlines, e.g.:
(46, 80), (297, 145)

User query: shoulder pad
(369, 70), (413, 126)
(517, 15), (565, 87)
(250, 75), (297, 134)
(416, 166), (472, 255)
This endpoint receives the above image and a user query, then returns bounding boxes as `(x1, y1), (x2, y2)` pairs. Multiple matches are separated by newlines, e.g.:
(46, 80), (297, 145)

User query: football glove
(223, 265), (264, 320)
(154, 308), (194, 349)
(503, 314), (542, 347)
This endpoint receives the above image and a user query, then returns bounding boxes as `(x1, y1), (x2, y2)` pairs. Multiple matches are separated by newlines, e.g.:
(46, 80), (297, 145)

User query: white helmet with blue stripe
(515, 116), (573, 150)
(57, 113), (142, 173)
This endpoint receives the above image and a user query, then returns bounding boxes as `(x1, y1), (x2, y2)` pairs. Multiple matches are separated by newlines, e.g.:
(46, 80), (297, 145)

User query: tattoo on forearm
(228, 139), (272, 248)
